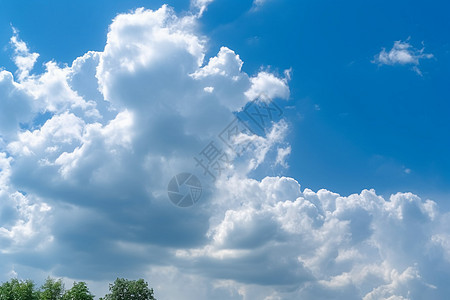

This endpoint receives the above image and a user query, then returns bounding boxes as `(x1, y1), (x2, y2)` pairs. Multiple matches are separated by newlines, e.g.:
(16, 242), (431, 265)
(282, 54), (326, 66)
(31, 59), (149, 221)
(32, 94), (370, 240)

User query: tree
(0, 278), (38, 300)
(39, 278), (64, 300)
(100, 278), (156, 300)
(62, 282), (94, 300)
(0, 280), (13, 300)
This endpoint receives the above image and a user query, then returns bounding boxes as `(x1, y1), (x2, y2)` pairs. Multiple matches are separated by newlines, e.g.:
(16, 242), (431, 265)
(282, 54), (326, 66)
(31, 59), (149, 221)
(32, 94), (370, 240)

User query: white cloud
(191, 47), (243, 79)
(251, 0), (277, 12)
(245, 71), (290, 101)
(275, 146), (291, 168)
(10, 28), (39, 81)
(1, 3), (289, 275)
(191, 0), (215, 16)
(253, 0), (271, 8)
(0, 153), (52, 257)
(189, 179), (448, 299)
(253, 0), (267, 5)
(0, 5), (449, 300)
(0, 70), (35, 140)
(191, 46), (250, 110)
(373, 39), (433, 75)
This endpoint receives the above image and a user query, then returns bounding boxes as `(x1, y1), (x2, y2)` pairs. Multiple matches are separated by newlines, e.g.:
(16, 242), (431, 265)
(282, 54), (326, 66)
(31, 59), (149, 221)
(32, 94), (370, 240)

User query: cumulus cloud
(245, 71), (290, 101)
(0, 2), (288, 280)
(0, 4), (449, 300)
(373, 39), (434, 75)
(188, 179), (449, 299)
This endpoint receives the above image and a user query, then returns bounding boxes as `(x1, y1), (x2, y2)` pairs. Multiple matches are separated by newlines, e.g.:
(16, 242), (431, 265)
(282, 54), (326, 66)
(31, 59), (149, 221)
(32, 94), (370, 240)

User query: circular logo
(167, 173), (202, 207)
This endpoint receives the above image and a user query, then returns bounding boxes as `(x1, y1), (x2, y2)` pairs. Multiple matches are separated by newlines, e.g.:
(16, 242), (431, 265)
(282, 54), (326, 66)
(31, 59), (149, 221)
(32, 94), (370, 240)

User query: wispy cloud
(10, 27), (39, 81)
(373, 39), (433, 75)
(191, 0), (215, 17)
(251, 0), (276, 11)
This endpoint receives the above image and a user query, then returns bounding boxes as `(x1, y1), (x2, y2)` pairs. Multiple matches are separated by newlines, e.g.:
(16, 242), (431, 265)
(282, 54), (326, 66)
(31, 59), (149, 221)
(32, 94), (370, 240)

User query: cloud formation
(191, 0), (215, 16)
(373, 39), (434, 75)
(252, 0), (272, 8)
(0, 5), (449, 300)
(10, 28), (40, 81)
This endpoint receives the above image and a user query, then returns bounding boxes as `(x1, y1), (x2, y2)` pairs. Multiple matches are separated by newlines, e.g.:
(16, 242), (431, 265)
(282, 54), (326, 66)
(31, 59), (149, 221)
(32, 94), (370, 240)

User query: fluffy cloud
(0, 4), (449, 300)
(373, 39), (434, 75)
(165, 175), (449, 299)
(0, 2), (288, 281)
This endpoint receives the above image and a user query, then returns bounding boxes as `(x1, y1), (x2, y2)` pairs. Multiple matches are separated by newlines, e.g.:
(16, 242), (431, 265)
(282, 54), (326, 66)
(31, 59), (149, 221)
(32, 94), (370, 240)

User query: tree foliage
(62, 282), (94, 300)
(100, 278), (156, 300)
(0, 277), (154, 300)
(0, 278), (38, 300)
(39, 278), (64, 300)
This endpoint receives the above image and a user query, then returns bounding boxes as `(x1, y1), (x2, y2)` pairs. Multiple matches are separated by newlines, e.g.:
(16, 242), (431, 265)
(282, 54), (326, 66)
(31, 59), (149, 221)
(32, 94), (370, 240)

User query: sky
(0, 0), (449, 299)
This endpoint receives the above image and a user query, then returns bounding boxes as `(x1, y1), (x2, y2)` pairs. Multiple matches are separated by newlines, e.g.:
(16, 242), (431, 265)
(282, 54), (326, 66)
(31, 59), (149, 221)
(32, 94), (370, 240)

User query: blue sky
(1, 0), (450, 299)
(2, 0), (449, 202)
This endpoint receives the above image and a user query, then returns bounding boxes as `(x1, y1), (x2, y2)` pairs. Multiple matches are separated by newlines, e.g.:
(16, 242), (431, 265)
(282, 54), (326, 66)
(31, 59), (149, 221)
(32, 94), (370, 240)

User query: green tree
(0, 278), (38, 300)
(100, 278), (156, 300)
(39, 278), (64, 300)
(62, 282), (94, 300)
(0, 280), (13, 300)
